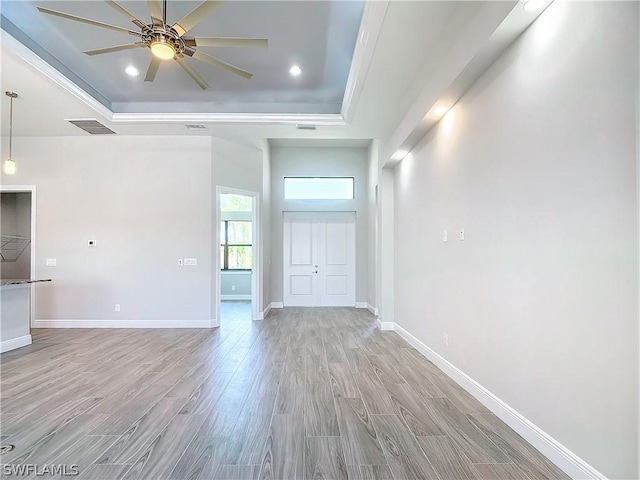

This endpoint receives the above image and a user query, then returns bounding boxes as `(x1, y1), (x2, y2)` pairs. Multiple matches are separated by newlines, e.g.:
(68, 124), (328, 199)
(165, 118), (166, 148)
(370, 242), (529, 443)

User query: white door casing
(283, 212), (355, 307)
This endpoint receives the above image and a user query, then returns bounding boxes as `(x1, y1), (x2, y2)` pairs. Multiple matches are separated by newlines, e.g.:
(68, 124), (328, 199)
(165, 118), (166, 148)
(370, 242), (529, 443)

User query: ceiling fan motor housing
(143, 25), (186, 57)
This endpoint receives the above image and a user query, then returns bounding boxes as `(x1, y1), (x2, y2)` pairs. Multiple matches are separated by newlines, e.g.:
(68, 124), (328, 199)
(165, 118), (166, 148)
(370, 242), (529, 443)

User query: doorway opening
(216, 187), (260, 325)
(0, 185), (37, 326)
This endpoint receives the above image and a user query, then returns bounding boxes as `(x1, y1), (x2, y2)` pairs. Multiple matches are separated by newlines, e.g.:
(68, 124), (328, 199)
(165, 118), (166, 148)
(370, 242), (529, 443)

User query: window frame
(220, 220), (252, 271)
(283, 176), (355, 200)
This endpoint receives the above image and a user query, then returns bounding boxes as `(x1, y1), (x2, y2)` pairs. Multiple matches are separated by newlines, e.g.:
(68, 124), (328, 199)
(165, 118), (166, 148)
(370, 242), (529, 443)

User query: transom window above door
(284, 177), (354, 200)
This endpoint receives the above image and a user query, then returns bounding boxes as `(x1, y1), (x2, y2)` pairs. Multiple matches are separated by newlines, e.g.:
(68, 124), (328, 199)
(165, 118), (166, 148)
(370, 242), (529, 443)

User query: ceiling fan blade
(175, 57), (210, 90)
(104, 0), (146, 29)
(37, 7), (141, 36)
(172, 1), (225, 37)
(193, 37), (268, 48)
(144, 56), (162, 82)
(84, 42), (146, 56)
(191, 51), (252, 79)
(146, 0), (164, 25)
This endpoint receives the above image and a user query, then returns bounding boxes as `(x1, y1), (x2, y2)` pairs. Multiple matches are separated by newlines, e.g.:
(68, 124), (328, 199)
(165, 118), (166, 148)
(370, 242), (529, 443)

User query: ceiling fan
(37, 0), (268, 90)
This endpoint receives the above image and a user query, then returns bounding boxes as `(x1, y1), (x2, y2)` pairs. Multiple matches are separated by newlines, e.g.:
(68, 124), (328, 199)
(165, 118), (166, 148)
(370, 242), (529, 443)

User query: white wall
(261, 141), (272, 311)
(270, 146), (369, 304)
(393, 2), (639, 478)
(0, 192), (31, 279)
(2, 135), (213, 324)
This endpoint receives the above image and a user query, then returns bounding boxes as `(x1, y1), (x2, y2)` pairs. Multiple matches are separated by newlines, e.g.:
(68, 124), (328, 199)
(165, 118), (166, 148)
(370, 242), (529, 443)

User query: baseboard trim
(261, 303), (272, 319)
(367, 303), (378, 316)
(34, 319), (216, 329)
(355, 302), (367, 309)
(221, 295), (252, 301)
(378, 320), (395, 331)
(393, 323), (606, 480)
(1, 334), (32, 353)
(271, 302), (284, 309)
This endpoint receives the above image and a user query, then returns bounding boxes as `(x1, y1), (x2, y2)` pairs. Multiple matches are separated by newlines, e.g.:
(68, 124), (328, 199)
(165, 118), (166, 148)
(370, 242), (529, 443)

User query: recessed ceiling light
(523, 0), (546, 12)
(289, 65), (302, 77)
(125, 65), (139, 77)
(433, 105), (450, 116)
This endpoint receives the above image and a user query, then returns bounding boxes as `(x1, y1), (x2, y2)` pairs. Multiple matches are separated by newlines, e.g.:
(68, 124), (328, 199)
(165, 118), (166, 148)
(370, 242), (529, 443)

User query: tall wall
(270, 146), (369, 304)
(393, 2), (639, 478)
(1, 135), (267, 325)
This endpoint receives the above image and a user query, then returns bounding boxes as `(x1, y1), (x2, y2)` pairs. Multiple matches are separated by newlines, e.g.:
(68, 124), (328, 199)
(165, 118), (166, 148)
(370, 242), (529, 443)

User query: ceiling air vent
(186, 124), (207, 130)
(296, 124), (316, 130)
(68, 119), (116, 135)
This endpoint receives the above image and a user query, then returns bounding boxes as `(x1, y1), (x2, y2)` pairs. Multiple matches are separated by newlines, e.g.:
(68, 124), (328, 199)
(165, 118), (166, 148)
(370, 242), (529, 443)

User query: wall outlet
(231, 285), (236, 291)
(178, 259), (183, 267)
(46, 258), (56, 267)
(459, 227), (465, 241)
(115, 304), (121, 312)
(442, 230), (448, 242)
(184, 258), (198, 266)
(443, 333), (449, 347)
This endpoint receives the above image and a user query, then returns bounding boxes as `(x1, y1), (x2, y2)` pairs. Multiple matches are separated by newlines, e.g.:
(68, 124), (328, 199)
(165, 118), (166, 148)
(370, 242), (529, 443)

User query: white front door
(283, 212), (356, 307)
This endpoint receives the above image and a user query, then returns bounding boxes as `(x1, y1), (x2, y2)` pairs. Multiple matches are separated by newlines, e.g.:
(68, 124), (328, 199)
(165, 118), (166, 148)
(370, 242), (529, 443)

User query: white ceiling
(0, 1), (548, 150)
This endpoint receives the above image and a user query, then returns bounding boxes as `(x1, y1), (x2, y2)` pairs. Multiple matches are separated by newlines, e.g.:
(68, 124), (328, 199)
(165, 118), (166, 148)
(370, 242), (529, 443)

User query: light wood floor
(0, 308), (569, 480)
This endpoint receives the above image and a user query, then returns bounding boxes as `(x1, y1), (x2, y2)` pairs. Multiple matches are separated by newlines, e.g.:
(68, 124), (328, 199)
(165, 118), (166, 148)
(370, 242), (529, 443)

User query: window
(220, 221), (252, 270)
(284, 177), (354, 200)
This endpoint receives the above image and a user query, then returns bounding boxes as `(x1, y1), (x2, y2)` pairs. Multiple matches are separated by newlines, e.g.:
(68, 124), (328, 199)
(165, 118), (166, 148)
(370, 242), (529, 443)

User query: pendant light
(3, 91), (18, 175)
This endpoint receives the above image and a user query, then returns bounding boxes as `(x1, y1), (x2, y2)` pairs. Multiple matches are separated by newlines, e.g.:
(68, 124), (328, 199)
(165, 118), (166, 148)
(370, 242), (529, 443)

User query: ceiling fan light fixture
(151, 40), (176, 60)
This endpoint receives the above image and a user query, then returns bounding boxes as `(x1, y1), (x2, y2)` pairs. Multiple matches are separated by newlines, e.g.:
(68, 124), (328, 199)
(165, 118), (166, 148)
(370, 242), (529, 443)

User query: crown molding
(1, 29), (114, 121)
(341, 0), (389, 124)
(110, 112), (346, 125)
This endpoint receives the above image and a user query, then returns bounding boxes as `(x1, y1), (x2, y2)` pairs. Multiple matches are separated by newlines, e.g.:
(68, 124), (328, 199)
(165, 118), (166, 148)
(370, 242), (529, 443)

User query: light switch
(442, 230), (448, 242)
(459, 228), (465, 241)
(46, 258), (56, 267)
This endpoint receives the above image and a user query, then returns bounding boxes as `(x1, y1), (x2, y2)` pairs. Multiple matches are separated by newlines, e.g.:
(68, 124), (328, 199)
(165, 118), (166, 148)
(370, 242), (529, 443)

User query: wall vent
(186, 124), (207, 130)
(296, 124), (316, 130)
(67, 119), (116, 135)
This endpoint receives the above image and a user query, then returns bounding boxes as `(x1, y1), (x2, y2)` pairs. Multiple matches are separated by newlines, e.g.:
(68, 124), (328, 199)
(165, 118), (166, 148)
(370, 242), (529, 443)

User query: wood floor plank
(421, 398), (510, 464)
(214, 464), (261, 480)
(371, 414), (440, 480)
(226, 395), (276, 465)
(119, 413), (206, 480)
(472, 462), (531, 479)
(328, 362), (360, 399)
(48, 435), (120, 479)
(416, 435), (479, 479)
(77, 464), (131, 480)
(304, 436), (348, 480)
(467, 414), (571, 480)
(334, 397), (386, 466)
(385, 383), (447, 436)
(167, 436), (229, 480)
(95, 397), (186, 465)
(305, 382), (339, 436)
(346, 465), (394, 480)
(259, 414), (304, 480)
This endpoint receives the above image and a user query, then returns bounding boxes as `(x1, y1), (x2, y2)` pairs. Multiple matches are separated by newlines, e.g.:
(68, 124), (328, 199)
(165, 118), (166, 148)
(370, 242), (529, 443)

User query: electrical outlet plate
(442, 230), (448, 242)
(178, 259), (183, 267)
(46, 258), (56, 267)
(459, 228), (465, 241)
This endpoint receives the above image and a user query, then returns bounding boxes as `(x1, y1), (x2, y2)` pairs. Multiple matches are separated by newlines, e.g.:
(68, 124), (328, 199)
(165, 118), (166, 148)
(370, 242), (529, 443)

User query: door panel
(283, 212), (355, 307)
(283, 216), (320, 306)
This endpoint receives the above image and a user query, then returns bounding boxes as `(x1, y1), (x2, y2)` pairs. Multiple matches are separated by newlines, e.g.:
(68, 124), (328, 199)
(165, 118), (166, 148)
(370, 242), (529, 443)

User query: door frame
(215, 186), (260, 324)
(1, 185), (37, 327)
(282, 211), (356, 307)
